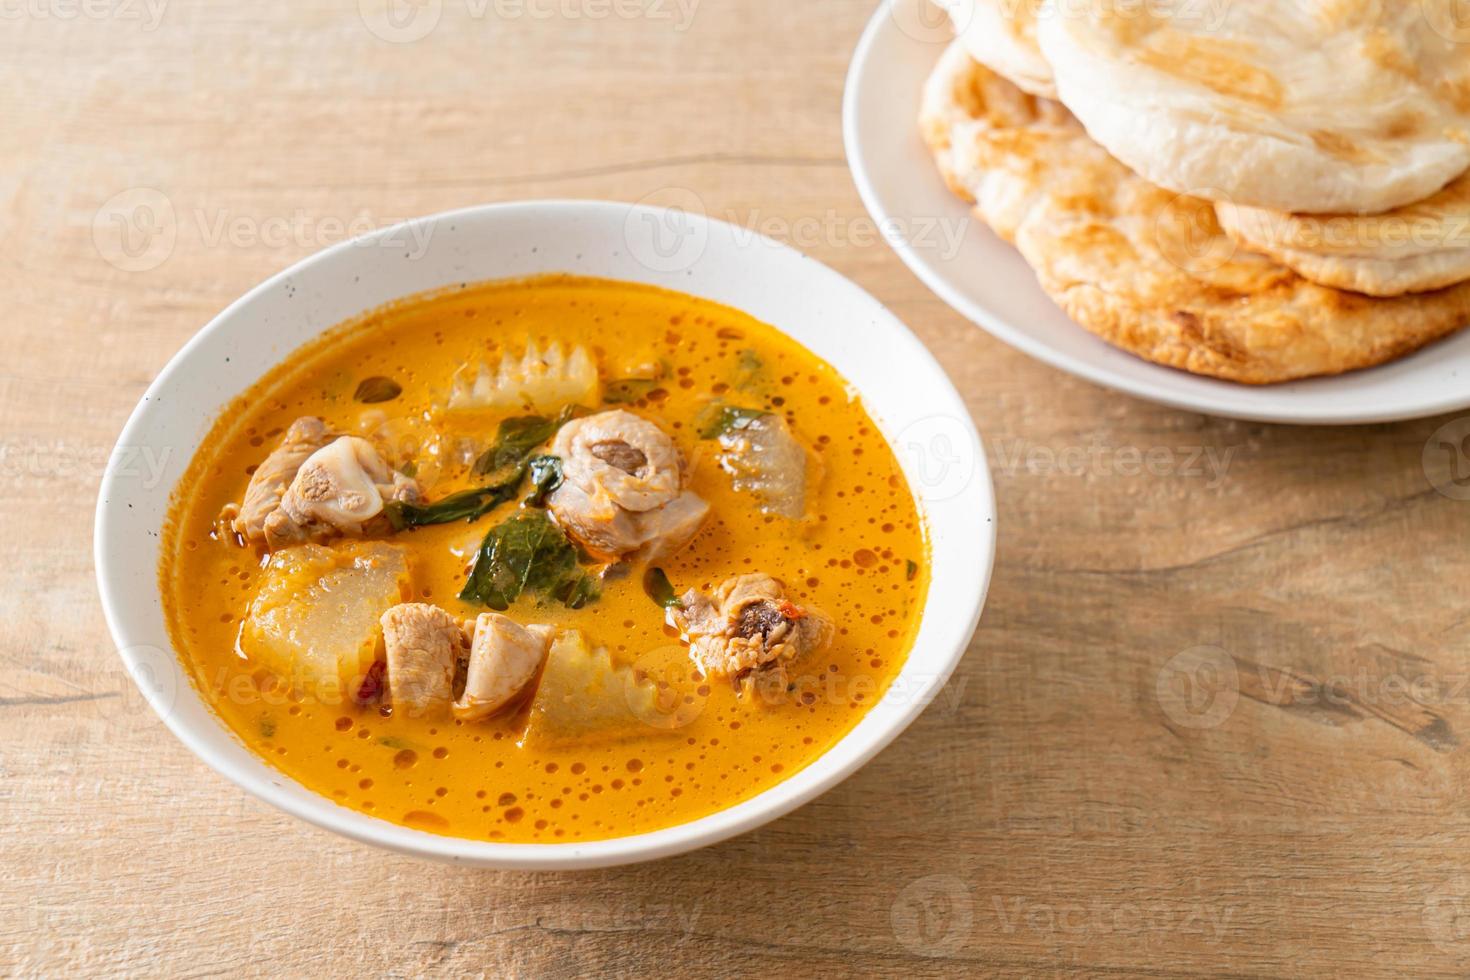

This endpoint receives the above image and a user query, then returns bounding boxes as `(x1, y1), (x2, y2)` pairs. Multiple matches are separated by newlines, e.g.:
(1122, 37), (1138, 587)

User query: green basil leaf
(389, 412), (581, 529)
(384, 479), (520, 529)
(642, 566), (682, 609)
(471, 405), (579, 477)
(524, 454), (564, 507)
(459, 510), (598, 611)
(353, 376), (402, 403)
(697, 404), (768, 439)
(733, 348), (763, 388)
(553, 573), (601, 610)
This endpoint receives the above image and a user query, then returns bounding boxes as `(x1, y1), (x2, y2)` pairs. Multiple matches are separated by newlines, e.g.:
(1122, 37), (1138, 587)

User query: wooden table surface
(6, 1), (1470, 975)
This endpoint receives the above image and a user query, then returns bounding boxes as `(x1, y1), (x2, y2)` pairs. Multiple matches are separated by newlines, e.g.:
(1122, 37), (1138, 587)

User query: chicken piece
(716, 412), (818, 519)
(381, 603), (464, 718)
(453, 613), (554, 722)
(231, 420), (420, 549)
(232, 417), (335, 545)
(636, 490), (711, 563)
(271, 436), (420, 545)
(547, 409), (708, 561)
(667, 573), (834, 685)
(543, 478), (641, 558)
(557, 409), (681, 509)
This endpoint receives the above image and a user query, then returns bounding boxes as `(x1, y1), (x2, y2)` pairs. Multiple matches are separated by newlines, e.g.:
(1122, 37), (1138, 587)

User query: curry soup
(161, 275), (928, 843)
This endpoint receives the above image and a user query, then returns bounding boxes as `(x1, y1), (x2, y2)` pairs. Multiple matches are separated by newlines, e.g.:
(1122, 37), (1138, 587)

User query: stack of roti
(922, 0), (1470, 383)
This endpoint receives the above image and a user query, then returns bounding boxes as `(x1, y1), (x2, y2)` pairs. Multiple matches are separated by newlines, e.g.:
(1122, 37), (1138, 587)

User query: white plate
(842, 0), (1470, 425)
(94, 200), (996, 869)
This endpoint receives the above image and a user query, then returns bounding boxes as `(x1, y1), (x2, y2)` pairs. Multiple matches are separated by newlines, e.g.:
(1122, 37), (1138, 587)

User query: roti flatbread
(921, 43), (1470, 383)
(1034, 0), (1470, 215)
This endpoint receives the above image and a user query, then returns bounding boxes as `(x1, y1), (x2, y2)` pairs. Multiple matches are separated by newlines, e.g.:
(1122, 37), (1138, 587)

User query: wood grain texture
(4, 1), (1470, 975)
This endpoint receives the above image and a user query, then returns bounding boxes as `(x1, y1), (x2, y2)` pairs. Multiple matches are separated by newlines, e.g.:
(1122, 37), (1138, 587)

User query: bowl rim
(841, 0), (1470, 426)
(94, 198), (996, 868)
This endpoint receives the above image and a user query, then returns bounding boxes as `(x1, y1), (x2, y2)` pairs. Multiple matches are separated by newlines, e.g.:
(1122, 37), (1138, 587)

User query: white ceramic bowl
(844, 0), (1470, 425)
(94, 200), (996, 869)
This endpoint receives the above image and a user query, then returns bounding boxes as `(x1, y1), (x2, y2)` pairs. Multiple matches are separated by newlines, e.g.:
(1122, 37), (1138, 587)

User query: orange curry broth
(160, 275), (929, 843)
